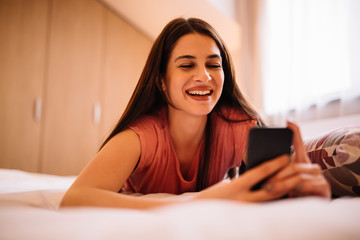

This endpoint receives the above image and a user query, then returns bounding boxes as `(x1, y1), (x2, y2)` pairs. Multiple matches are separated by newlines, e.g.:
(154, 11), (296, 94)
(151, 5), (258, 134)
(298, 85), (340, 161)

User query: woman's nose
(195, 67), (211, 83)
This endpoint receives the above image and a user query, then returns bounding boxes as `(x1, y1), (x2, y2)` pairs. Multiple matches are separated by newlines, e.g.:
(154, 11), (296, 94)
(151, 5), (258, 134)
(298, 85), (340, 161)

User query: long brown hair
(101, 17), (261, 191)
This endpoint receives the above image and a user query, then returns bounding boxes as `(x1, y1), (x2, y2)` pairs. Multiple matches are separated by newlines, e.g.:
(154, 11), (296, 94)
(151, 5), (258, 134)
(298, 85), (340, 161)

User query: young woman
(61, 18), (330, 209)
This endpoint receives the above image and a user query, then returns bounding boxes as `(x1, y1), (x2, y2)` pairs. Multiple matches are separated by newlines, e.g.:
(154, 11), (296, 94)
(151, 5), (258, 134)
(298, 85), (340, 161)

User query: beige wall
(234, 0), (263, 114)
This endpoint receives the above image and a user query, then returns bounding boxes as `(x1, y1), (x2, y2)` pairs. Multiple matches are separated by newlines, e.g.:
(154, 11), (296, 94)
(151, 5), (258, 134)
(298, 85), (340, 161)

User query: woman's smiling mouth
(186, 90), (213, 96)
(185, 89), (214, 101)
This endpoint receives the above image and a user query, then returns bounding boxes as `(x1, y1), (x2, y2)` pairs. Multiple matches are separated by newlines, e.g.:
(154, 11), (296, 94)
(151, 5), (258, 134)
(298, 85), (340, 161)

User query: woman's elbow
(59, 188), (81, 207)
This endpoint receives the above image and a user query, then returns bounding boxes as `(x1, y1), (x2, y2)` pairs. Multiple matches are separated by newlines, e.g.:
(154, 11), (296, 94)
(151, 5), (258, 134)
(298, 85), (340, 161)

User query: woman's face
(163, 33), (224, 117)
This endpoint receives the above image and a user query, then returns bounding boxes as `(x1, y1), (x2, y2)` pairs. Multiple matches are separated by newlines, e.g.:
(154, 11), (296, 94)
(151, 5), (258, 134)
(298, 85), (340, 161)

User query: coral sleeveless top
(124, 107), (256, 194)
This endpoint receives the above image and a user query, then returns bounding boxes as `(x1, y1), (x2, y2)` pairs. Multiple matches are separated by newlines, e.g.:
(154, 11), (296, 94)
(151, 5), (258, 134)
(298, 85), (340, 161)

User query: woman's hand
(196, 155), (293, 202)
(196, 122), (331, 203)
(264, 122), (331, 199)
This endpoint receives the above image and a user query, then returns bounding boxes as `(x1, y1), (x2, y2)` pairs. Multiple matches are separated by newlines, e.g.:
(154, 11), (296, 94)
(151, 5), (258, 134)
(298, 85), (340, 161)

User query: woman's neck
(167, 107), (207, 152)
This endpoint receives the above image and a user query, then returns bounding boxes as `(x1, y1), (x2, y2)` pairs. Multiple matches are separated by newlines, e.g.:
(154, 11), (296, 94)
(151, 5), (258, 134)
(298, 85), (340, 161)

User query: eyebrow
(174, 54), (221, 62)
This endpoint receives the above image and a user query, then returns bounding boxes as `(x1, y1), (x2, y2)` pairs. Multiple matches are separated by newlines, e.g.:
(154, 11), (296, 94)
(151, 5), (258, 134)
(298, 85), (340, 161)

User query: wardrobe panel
(41, 0), (104, 175)
(99, 8), (152, 144)
(0, 0), (48, 172)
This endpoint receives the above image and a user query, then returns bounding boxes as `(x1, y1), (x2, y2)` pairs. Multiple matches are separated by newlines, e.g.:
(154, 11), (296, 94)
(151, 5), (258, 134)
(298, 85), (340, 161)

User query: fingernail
(263, 183), (274, 191)
(286, 117), (297, 124)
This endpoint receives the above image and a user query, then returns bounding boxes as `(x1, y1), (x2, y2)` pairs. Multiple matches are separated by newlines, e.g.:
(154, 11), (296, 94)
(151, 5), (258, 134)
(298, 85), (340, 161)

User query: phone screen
(246, 127), (293, 190)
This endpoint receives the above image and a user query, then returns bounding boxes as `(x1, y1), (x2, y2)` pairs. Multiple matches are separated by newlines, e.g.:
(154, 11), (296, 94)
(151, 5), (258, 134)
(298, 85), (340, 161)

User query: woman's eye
(179, 64), (194, 69)
(207, 64), (221, 69)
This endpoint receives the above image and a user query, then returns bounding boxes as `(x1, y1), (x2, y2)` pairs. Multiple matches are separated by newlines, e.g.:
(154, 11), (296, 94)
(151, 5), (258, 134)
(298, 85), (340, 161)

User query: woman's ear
(161, 78), (166, 92)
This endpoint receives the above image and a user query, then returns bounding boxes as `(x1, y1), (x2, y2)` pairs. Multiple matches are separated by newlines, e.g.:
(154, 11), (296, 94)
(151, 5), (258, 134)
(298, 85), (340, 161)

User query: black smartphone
(246, 127), (293, 190)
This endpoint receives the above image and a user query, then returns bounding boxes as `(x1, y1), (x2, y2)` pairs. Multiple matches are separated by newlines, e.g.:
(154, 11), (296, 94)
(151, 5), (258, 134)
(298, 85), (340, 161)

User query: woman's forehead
(169, 33), (220, 60)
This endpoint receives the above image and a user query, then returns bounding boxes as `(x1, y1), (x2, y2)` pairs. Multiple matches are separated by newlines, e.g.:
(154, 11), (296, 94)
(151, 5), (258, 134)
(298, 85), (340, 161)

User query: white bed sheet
(0, 168), (359, 240)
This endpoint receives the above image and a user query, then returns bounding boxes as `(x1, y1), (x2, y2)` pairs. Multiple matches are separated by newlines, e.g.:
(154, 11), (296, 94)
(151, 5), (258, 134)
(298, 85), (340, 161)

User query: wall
(0, 0), (152, 175)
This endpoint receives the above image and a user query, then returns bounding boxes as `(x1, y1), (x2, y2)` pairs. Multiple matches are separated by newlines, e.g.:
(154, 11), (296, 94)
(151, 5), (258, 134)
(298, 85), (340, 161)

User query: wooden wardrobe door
(41, 0), (104, 175)
(0, 0), (48, 172)
(99, 8), (152, 144)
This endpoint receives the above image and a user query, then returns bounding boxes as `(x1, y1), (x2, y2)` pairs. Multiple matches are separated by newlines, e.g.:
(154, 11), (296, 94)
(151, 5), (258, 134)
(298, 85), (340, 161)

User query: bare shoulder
(102, 128), (140, 155)
(71, 128), (141, 192)
(96, 128), (141, 173)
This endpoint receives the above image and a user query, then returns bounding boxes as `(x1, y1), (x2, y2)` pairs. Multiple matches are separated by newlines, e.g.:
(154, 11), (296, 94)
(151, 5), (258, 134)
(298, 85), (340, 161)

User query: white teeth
(188, 90), (211, 96)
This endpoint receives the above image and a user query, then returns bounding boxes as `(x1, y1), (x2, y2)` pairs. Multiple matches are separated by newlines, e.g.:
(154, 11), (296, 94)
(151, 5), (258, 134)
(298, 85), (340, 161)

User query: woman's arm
(195, 155), (293, 202)
(61, 124), (330, 210)
(60, 127), (294, 208)
(60, 129), (177, 209)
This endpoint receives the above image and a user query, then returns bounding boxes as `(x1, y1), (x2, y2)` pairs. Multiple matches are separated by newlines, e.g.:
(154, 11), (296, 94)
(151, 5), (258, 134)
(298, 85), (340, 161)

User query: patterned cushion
(304, 126), (360, 196)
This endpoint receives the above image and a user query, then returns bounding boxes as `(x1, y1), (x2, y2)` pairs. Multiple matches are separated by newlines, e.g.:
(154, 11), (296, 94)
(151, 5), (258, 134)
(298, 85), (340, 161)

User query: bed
(1, 126), (360, 240)
(0, 168), (359, 240)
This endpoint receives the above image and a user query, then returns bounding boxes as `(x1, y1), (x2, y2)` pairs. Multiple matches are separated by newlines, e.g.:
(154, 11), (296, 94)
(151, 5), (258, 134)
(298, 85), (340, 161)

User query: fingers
(265, 171), (331, 199)
(242, 188), (288, 202)
(295, 175), (331, 199)
(236, 155), (290, 189)
(267, 163), (322, 183)
(264, 162), (331, 199)
(287, 121), (304, 151)
(287, 121), (310, 163)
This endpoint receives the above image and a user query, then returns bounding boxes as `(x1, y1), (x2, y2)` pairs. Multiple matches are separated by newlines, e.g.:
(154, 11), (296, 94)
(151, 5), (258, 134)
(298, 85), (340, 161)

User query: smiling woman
(60, 17), (330, 210)
(161, 33), (224, 117)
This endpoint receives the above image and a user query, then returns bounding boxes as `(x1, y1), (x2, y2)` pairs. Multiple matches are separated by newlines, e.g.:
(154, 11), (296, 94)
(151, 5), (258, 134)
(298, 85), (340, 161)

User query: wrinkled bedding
(0, 168), (359, 240)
